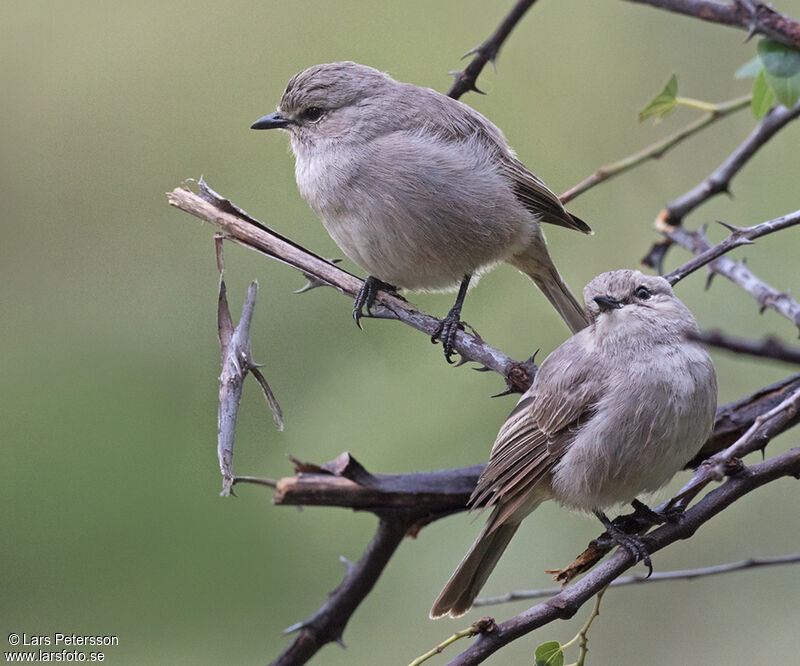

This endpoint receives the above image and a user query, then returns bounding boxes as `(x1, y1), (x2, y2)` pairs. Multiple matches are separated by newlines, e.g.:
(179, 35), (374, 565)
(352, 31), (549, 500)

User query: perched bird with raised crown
(431, 270), (717, 618)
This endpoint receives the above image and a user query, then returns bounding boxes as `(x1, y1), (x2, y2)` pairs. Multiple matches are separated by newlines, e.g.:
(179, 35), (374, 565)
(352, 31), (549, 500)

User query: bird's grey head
(583, 270), (696, 341)
(250, 62), (397, 147)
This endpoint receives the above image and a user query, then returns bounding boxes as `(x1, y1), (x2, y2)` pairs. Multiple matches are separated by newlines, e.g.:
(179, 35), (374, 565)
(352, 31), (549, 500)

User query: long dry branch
(167, 182), (538, 392)
(473, 553), (800, 606)
(625, 0), (800, 50)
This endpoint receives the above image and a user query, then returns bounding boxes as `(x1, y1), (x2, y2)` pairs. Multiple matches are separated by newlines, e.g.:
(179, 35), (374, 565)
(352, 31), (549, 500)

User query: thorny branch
(663, 208), (800, 287)
(168, 181), (537, 393)
(447, 0), (538, 99)
(215, 237), (283, 496)
(667, 385), (800, 511)
(624, 0), (800, 50)
(665, 223), (800, 332)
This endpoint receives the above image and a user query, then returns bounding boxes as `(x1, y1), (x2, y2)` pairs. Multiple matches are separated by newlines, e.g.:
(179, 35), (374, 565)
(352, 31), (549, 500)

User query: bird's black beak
(593, 295), (624, 312)
(250, 112), (293, 130)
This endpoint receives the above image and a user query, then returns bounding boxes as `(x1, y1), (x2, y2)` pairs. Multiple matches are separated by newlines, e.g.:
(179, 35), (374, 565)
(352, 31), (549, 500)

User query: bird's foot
(594, 510), (653, 576)
(608, 526), (653, 576)
(353, 277), (398, 329)
(432, 305), (464, 364)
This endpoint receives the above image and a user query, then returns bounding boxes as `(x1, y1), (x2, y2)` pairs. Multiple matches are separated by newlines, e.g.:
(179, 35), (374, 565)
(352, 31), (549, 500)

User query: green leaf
(734, 56), (762, 79)
(534, 641), (564, 666)
(757, 38), (800, 108)
(752, 69), (776, 118)
(638, 73), (678, 122)
(767, 71), (800, 108)
(757, 38), (800, 78)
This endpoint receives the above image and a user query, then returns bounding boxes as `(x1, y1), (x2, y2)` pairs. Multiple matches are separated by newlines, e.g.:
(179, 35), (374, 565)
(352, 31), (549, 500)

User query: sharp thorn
(283, 621), (305, 635)
(339, 555), (356, 573)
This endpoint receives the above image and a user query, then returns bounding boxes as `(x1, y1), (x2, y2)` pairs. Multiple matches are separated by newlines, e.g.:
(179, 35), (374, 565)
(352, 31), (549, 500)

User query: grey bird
(430, 270), (717, 618)
(251, 61), (591, 361)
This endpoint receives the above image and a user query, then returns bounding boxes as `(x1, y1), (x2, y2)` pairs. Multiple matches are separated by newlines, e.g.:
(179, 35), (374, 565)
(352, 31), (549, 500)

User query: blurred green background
(3, 1), (799, 664)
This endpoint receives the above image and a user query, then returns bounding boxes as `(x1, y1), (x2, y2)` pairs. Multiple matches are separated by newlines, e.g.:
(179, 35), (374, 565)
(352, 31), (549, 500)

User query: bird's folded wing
(502, 158), (592, 234)
(470, 337), (601, 529)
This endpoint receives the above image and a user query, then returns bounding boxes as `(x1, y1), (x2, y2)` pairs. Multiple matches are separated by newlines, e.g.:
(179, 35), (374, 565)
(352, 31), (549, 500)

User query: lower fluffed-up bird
(430, 269), (717, 618)
(251, 61), (592, 362)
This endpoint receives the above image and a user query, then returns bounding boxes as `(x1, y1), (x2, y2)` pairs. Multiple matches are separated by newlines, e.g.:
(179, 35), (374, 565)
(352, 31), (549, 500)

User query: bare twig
(560, 96), (750, 204)
(665, 223), (800, 331)
(689, 330), (800, 365)
(448, 447), (800, 665)
(215, 238), (283, 496)
(474, 553), (800, 606)
(168, 182), (537, 392)
(664, 209), (800, 286)
(447, 0), (538, 99)
(231, 475), (278, 489)
(624, 0), (800, 50)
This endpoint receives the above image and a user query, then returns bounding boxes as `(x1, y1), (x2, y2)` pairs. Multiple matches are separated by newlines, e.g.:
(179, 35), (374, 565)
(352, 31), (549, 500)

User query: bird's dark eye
(301, 106), (323, 122)
(635, 286), (651, 300)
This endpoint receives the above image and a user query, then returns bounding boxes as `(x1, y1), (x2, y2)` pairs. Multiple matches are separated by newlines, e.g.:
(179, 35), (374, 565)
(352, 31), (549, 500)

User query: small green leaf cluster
(736, 39), (800, 118)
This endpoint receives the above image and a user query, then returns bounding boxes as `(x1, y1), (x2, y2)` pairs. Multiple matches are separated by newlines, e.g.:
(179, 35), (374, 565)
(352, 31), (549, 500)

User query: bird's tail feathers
(510, 248), (589, 334)
(430, 521), (520, 619)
